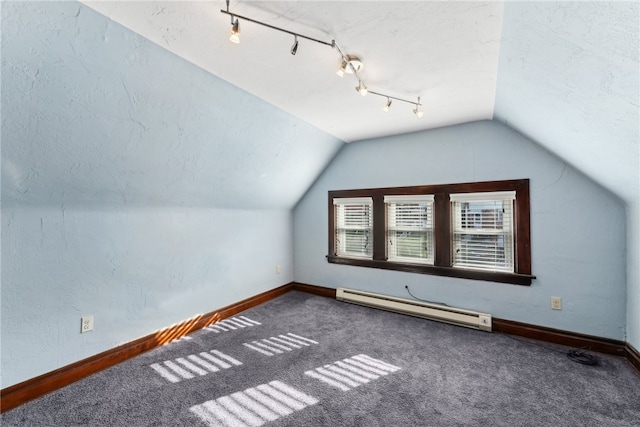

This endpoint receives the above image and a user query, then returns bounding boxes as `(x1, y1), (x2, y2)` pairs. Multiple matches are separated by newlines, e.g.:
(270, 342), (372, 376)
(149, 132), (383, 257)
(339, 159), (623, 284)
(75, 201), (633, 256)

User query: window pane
(452, 199), (514, 272)
(335, 201), (373, 258)
(387, 201), (434, 264)
(453, 233), (513, 270)
(392, 231), (433, 258)
(343, 230), (371, 255)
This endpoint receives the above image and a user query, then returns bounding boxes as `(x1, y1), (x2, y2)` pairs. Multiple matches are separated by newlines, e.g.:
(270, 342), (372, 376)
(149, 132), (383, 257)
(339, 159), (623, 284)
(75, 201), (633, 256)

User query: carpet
(2, 291), (639, 426)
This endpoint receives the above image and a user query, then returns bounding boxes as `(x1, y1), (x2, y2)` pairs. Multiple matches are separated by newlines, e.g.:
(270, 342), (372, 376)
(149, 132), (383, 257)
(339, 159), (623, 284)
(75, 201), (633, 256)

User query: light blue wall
(1, 2), (342, 209)
(293, 121), (627, 341)
(2, 207), (293, 387)
(494, 0), (639, 352)
(1, 1), (342, 387)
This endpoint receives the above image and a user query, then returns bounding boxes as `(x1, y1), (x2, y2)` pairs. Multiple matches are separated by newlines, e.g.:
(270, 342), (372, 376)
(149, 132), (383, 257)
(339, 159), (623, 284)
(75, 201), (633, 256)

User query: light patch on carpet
(150, 350), (243, 383)
(242, 333), (318, 356)
(305, 354), (401, 391)
(204, 316), (262, 334)
(189, 380), (318, 426)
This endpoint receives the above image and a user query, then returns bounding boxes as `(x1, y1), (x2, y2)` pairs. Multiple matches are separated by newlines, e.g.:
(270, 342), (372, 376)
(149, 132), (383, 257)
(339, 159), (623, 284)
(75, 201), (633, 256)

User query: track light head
(290, 36), (298, 55)
(337, 55), (363, 77)
(344, 55), (363, 74)
(230, 19), (240, 43)
(356, 81), (368, 96)
(383, 98), (392, 112)
(413, 96), (423, 117)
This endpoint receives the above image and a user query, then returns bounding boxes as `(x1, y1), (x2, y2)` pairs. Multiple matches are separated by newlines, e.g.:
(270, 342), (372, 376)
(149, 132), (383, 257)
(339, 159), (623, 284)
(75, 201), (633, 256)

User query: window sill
(326, 255), (535, 286)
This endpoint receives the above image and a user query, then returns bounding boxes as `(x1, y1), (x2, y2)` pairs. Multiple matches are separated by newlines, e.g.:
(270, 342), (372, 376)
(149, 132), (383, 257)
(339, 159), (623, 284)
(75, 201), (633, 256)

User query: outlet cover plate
(81, 315), (94, 333)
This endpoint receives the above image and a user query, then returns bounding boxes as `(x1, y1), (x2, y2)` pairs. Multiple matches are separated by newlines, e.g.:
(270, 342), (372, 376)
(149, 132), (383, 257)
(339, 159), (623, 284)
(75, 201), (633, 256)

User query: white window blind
(385, 195), (434, 265)
(451, 192), (515, 272)
(334, 197), (373, 259)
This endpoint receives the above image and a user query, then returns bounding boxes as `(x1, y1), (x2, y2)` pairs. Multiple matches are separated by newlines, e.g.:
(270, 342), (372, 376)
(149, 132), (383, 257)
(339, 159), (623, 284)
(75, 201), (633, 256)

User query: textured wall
(1, 1), (342, 388)
(293, 121), (627, 340)
(495, 1), (639, 204)
(494, 0), (639, 352)
(1, 1), (343, 209)
(2, 207), (293, 387)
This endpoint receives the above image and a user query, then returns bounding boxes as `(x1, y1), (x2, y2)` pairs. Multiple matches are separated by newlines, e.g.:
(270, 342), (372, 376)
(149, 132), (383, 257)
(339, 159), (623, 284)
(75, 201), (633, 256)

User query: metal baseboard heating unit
(336, 288), (492, 332)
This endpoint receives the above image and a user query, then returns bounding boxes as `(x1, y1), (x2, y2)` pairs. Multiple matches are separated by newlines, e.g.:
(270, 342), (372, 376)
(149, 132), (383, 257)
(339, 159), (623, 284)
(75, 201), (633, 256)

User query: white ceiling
(81, 0), (503, 142)
(80, 0), (638, 203)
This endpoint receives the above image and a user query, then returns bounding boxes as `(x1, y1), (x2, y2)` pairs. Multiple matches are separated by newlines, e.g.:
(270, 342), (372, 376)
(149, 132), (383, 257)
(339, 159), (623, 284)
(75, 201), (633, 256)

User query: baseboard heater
(336, 288), (492, 332)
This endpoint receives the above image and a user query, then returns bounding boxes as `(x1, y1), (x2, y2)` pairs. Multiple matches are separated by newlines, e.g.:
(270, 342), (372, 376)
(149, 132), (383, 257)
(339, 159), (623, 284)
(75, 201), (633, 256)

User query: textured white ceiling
(80, 0), (638, 203)
(81, 0), (504, 142)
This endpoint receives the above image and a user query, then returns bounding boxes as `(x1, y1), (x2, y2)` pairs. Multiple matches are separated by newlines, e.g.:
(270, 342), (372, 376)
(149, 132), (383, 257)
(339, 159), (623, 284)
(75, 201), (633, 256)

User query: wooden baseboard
(626, 343), (640, 374)
(293, 283), (637, 375)
(492, 318), (627, 357)
(298, 284), (639, 374)
(291, 282), (336, 298)
(0, 283), (293, 413)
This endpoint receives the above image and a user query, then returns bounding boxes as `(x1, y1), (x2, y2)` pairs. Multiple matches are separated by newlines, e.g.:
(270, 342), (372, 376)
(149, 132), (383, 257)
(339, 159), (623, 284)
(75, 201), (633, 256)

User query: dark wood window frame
(327, 179), (535, 286)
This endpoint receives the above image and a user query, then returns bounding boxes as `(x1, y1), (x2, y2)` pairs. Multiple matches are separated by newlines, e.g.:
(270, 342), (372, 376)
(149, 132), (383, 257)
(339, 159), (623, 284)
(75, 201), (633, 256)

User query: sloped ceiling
(4, 0), (637, 207)
(81, 0), (504, 143)
(495, 1), (639, 204)
(1, 1), (343, 209)
(79, 0), (638, 205)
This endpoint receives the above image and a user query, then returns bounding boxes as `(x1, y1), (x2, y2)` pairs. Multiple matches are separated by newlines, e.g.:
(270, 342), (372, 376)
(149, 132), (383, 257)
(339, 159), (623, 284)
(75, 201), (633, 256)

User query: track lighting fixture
(345, 56), (363, 74)
(356, 80), (368, 96)
(230, 18), (240, 44)
(222, 1), (422, 117)
(336, 55), (363, 77)
(371, 91), (422, 116)
(336, 60), (347, 77)
(383, 98), (392, 112)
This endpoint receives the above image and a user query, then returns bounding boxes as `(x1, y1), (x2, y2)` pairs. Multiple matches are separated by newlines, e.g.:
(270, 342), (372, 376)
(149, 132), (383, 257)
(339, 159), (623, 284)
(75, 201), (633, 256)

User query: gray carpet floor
(2, 291), (640, 426)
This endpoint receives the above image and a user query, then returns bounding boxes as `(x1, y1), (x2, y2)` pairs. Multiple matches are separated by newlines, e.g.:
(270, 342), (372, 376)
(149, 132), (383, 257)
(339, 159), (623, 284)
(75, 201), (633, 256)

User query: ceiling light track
(220, 9), (334, 47)
(369, 91), (422, 110)
(221, 1), (423, 118)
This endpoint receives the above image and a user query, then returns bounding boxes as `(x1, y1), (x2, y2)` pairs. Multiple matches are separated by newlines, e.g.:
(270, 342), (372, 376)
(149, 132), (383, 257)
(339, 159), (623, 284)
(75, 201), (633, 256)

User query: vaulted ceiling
(80, 0), (638, 205)
(2, 1), (638, 208)
(81, 0), (504, 143)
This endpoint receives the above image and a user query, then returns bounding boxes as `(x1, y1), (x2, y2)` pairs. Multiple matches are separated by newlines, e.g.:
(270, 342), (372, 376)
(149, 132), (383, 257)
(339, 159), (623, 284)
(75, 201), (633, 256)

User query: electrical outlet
(275, 264), (281, 274)
(81, 315), (94, 333)
(551, 296), (562, 310)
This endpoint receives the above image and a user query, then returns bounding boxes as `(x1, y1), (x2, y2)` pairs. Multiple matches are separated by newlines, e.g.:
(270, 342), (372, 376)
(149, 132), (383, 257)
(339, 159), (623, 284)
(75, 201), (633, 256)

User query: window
(327, 179), (534, 285)
(385, 195), (434, 265)
(451, 192), (514, 272)
(333, 197), (373, 259)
